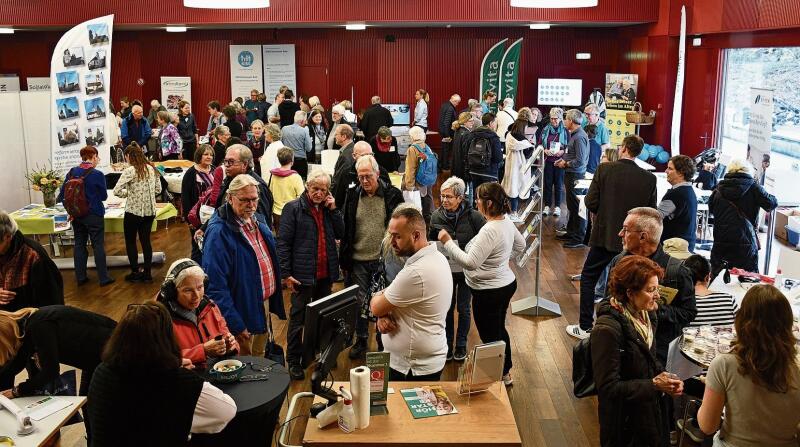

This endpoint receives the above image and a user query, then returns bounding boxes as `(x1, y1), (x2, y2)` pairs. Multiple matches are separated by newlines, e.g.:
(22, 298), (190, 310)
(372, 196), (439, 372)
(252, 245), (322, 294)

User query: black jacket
(359, 104), (394, 142)
(278, 193), (345, 285)
(709, 172), (777, 272)
(340, 180), (404, 270)
(332, 162), (391, 211)
(607, 246), (696, 363)
(180, 165), (204, 224)
(212, 141), (226, 168)
(279, 101), (301, 128)
(176, 113), (197, 146)
(591, 300), (668, 447)
(215, 168), (275, 229)
(461, 126), (503, 179)
(586, 159), (657, 253)
(0, 231), (63, 312)
(438, 101), (458, 138)
(429, 203), (486, 248)
(369, 135), (401, 173)
(450, 126), (471, 180)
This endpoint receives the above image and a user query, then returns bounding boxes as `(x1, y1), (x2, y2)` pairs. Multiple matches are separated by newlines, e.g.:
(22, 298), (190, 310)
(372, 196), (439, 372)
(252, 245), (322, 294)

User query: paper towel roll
(350, 366), (371, 429)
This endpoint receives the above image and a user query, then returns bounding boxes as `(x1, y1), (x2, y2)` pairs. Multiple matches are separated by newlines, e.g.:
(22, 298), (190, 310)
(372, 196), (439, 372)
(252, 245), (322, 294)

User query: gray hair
(584, 103), (599, 114)
(0, 210), (18, 240)
(502, 97), (514, 109)
(308, 96), (320, 108)
(250, 119), (265, 128)
(371, 96), (381, 105)
(265, 123), (281, 142)
(565, 109), (583, 125)
(214, 125), (230, 138)
(727, 158), (753, 176)
(227, 144), (253, 169)
(440, 176), (466, 198)
(549, 107), (563, 119)
(166, 258), (206, 289)
(293, 110), (307, 124)
(353, 141), (373, 159)
(467, 99), (479, 109)
(332, 104), (345, 115)
(408, 126), (426, 142)
(628, 207), (664, 244)
(355, 154), (379, 174)
(226, 174), (259, 199)
(306, 169), (331, 187)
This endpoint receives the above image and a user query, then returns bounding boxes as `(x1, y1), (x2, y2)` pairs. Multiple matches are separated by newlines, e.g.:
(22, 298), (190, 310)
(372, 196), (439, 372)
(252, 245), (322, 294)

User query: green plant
(25, 164), (63, 195)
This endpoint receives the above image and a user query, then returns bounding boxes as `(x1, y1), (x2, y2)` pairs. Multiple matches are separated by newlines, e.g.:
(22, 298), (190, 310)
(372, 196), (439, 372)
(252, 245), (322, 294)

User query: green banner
(480, 39), (508, 115)
(498, 38), (523, 106)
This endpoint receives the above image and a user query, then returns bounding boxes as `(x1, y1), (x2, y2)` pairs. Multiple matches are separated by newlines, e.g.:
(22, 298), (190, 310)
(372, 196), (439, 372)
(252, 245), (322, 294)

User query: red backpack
(63, 168), (94, 218)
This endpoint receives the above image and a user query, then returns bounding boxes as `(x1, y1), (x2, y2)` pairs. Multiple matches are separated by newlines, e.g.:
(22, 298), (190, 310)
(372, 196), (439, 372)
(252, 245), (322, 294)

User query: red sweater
(171, 299), (239, 364)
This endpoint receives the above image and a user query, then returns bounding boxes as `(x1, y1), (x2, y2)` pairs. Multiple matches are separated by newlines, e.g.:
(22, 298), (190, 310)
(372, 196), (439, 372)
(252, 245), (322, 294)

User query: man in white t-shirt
(370, 206), (453, 381)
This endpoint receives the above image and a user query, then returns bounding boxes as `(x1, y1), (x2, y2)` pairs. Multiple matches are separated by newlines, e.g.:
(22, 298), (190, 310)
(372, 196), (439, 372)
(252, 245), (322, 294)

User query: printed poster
(747, 87), (774, 186)
(160, 76), (192, 112)
(606, 109), (635, 146)
(230, 45), (263, 101)
(262, 44), (296, 98)
(605, 73), (638, 111)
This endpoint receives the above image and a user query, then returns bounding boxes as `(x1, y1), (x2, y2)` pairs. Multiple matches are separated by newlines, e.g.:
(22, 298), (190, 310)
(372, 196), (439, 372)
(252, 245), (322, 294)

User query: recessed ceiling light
(529, 23), (551, 30)
(692, 37), (702, 46)
(512, 0), (596, 6)
(184, 0), (269, 8)
(576, 53), (591, 60)
(345, 23), (366, 31)
(166, 26), (187, 32)
(0, 27), (14, 34)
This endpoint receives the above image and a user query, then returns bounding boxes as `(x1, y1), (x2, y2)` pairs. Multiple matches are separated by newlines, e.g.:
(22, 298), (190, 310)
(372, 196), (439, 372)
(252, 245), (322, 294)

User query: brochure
(400, 386), (458, 419)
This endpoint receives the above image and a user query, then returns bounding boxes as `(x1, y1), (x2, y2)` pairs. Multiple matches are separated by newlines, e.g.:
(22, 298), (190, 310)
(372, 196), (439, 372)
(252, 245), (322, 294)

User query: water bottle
(775, 269), (784, 291)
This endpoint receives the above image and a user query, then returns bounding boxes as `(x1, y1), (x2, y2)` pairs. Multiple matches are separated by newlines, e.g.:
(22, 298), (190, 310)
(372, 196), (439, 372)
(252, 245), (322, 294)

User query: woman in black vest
(88, 302), (235, 446)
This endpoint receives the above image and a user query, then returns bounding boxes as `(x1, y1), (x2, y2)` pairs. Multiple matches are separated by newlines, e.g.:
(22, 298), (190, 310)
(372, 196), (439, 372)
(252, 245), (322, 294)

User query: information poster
(606, 109), (635, 146)
(230, 45), (263, 101)
(160, 76), (192, 112)
(537, 78), (582, 106)
(50, 15), (113, 172)
(747, 87), (774, 186)
(605, 73), (638, 110)
(262, 44), (296, 98)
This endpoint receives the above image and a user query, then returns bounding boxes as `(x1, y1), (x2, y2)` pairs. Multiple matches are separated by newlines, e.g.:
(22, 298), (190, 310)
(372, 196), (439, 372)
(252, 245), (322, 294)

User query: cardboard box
(775, 207), (800, 241)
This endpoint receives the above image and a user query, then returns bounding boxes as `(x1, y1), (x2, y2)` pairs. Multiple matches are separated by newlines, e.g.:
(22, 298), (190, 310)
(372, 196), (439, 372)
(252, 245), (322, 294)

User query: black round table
(190, 356), (290, 446)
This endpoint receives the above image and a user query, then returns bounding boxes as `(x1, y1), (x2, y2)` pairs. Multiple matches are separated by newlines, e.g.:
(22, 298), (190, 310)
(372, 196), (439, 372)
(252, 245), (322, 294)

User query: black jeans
(293, 158), (308, 181)
(346, 260), (382, 339)
(390, 367), (442, 382)
(469, 280), (516, 375)
(440, 140), (452, 170)
(445, 272), (471, 350)
(286, 279), (333, 366)
(72, 213), (111, 282)
(564, 171), (586, 243)
(123, 212), (155, 274)
(579, 246), (619, 330)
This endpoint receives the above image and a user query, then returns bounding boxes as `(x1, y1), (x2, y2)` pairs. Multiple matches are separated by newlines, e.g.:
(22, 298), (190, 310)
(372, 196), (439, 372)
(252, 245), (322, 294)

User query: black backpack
(467, 135), (492, 171)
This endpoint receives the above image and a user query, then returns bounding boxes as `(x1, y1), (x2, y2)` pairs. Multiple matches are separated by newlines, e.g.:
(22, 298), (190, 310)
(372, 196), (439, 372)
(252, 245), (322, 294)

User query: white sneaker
(566, 324), (590, 340)
(553, 207), (561, 217)
(509, 214), (523, 223)
(502, 373), (513, 386)
(543, 206), (551, 216)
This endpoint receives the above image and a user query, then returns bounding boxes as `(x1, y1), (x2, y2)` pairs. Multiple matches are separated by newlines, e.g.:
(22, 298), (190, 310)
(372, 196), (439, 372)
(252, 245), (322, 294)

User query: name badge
(657, 285), (679, 305)
(389, 146), (396, 152)
(348, 182), (356, 189)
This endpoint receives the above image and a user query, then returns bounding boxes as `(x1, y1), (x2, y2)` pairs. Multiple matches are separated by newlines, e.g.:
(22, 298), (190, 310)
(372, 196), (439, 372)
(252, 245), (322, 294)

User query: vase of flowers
(26, 165), (62, 208)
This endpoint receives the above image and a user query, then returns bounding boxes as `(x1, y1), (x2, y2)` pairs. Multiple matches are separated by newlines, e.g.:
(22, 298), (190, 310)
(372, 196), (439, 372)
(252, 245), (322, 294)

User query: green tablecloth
(10, 203), (178, 235)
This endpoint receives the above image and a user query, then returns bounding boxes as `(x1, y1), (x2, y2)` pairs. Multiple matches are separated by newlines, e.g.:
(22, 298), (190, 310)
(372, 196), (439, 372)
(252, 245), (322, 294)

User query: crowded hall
(2, 0), (800, 446)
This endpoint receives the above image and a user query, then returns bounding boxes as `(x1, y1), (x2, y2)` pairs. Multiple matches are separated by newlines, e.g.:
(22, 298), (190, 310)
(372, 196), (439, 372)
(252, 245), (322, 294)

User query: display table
(0, 396), (86, 447)
(302, 381), (521, 447)
(9, 201), (177, 235)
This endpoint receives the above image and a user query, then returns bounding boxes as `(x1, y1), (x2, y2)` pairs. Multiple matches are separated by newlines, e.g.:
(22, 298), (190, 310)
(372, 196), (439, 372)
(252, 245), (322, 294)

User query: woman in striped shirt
(684, 254), (738, 327)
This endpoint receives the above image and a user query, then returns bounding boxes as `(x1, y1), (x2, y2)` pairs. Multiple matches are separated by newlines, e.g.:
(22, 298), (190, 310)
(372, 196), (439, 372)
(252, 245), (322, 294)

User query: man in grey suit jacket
(566, 135), (657, 339)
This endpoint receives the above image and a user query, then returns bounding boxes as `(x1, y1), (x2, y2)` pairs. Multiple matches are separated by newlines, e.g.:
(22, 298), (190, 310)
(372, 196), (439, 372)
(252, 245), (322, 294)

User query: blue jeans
(72, 214), (111, 282)
(445, 272), (472, 350)
(509, 197), (520, 212)
(347, 259), (382, 339)
(543, 160), (564, 207)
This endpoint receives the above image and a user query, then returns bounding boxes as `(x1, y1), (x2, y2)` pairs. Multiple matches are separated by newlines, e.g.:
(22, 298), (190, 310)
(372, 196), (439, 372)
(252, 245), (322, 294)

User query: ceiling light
(345, 23), (366, 31)
(184, 0), (269, 8)
(0, 28), (14, 34)
(692, 37), (702, 47)
(166, 26), (187, 32)
(529, 23), (551, 30)
(576, 53), (591, 60)
(511, 0), (597, 7)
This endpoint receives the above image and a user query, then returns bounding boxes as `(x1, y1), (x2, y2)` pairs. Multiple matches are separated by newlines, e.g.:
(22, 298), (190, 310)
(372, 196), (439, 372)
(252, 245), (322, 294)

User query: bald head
(352, 141), (373, 159)
(450, 94), (461, 107)
(131, 105), (143, 120)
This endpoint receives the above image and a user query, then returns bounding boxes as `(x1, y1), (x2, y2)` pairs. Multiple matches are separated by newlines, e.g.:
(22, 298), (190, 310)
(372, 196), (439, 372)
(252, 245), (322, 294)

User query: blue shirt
(582, 118), (610, 147)
(281, 124), (313, 160)
(244, 99), (259, 124)
(57, 164), (108, 217)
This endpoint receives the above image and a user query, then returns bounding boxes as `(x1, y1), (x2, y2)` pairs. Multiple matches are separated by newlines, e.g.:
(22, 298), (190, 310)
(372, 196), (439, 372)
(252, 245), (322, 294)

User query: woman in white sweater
(438, 182), (525, 385)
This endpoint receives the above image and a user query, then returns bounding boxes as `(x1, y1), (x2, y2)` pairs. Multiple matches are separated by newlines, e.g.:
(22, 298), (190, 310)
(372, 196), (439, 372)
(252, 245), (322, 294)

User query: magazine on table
(400, 385), (458, 419)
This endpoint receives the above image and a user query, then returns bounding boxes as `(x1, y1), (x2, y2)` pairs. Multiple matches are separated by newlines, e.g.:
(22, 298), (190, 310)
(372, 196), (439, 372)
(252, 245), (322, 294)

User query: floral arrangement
(25, 165), (62, 195)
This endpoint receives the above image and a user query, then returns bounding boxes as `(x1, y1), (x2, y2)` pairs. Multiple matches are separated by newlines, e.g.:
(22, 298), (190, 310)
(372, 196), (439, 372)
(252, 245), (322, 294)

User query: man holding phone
(277, 170), (345, 380)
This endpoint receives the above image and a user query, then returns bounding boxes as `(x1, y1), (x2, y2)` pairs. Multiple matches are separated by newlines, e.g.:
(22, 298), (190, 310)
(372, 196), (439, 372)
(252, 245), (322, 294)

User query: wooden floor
(53, 206), (600, 447)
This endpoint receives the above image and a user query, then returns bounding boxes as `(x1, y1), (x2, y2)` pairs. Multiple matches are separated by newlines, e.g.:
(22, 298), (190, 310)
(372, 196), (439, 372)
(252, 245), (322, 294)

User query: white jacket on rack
(501, 133), (533, 200)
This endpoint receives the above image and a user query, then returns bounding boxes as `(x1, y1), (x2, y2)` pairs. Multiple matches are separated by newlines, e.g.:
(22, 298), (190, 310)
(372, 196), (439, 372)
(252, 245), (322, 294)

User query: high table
(190, 356), (290, 446)
(302, 381), (522, 447)
(0, 396), (86, 447)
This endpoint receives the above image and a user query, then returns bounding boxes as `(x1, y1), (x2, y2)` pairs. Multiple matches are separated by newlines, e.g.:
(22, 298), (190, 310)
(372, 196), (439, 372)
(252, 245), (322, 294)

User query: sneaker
(555, 233), (572, 241)
(570, 274), (582, 281)
(676, 418), (705, 444)
(553, 207), (561, 217)
(453, 346), (468, 361)
(543, 206), (551, 216)
(502, 373), (513, 386)
(348, 338), (368, 359)
(124, 271), (143, 283)
(446, 346), (454, 361)
(140, 272), (153, 283)
(563, 241), (586, 249)
(555, 229), (568, 237)
(289, 364), (305, 380)
(566, 324), (591, 340)
(509, 213), (523, 223)
(99, 277), (116, 287)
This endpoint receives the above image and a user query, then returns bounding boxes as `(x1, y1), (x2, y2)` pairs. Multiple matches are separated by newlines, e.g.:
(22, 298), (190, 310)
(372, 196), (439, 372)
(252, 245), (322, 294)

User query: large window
(719, 47), (800, 204)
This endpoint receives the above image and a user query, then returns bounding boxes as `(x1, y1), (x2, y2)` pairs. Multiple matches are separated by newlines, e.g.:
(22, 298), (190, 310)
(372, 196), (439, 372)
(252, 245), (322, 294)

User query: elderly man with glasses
(215, 144), (274, 228)
(203, 174), (286, 357)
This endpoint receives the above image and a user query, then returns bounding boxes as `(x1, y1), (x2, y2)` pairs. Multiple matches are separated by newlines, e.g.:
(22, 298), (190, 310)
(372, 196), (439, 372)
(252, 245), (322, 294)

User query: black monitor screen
(302, 285), (360, 368)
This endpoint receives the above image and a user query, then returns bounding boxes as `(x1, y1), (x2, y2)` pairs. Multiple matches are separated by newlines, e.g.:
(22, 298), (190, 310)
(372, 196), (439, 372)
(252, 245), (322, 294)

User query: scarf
(0, 232), (38, 291)
(443, 202), (465, 222)
(375, 137), (392, 153)
(610, 297), (653, 348)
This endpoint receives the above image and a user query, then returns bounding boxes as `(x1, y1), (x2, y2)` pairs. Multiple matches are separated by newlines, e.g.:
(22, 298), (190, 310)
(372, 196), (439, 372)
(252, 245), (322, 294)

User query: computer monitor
(383, 104), (411, 126)
(302, 285), (360, 405)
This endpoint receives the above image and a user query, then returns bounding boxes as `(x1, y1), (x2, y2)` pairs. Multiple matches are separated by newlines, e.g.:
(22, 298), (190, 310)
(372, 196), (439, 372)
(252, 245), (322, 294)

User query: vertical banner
(605, 109), (635, 146)
(479, 39), (508, 114)
(229, 45), (263, 101)
(747, 88), (774, 186)
(670, 5), (687, 155)
(262, 44), (296, 98)
(160, 76), (192, 112)
(0, 75), (20, 92)
(51, 15), (113, 172)
(498, 38), (523, 104)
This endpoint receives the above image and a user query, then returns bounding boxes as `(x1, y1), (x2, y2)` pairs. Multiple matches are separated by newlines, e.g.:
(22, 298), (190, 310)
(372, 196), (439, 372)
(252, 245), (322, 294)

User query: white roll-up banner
(50, 15), (114, 172)
(262, 44), (296, 98)
(747, 87), (774, 186)
(161, 76), (192, 112)
(230, 45), (263, 101)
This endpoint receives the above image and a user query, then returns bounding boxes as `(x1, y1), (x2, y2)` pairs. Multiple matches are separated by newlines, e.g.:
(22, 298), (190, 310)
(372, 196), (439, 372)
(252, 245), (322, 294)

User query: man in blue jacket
(555, 109), (590, 248)
(203, 174), (286, 357)
(120, 105), (152, 149)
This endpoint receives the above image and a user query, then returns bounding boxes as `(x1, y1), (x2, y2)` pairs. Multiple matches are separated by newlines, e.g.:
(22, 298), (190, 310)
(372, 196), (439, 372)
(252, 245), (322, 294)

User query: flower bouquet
(25, 164), (63, 207)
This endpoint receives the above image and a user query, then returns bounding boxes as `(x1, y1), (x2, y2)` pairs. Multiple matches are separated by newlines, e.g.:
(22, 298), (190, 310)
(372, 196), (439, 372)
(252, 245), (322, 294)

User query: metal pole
(764, 208), (776, 275)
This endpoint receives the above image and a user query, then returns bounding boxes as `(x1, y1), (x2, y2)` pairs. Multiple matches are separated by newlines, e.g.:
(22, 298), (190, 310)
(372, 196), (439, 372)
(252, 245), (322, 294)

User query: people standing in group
(155, 110), (182, 161)
(464, 113), (504, 196)
(369, 126), (400, 173)
(260, 123), (283, 174)
(121, 104), (152, 149)
(267, 93), (284, 125)
(279, 90), (301, 128)
(439, 182), (524, 385)
(371, 207), (452, 381)
(223, 105), (244, 142)
(403, 126), (436, 225)
(211, 125), (231, 168)
(659, 155), (698, 251)
(708, 159), (777, 279)
(501, 116), (534, 214)
(181, 145), (215, 263)
(247, 119), (267, 176)
(327, 105), (350, 150)
(682, 254), (738, 327)
(278, 170), (344, 380)
(480, 90), (497, 114)
(437, 94), (461, 171)
(114, 143), (161, 283)
(206, 101), (225, 137)
(265, 148), (305, 230)
(554, 109), (590, 248)
(307, 110), (328, 164)
(0, 211), (63, 311)
(146, 99), (167, 128)
(332, 142), (391, 209)
(215, 145), (274, 228)
(281, 110), (313, 180)
(203, 174), (286, 357)
(495, 98), (517, 148)
(244, 89), (261, 126)
(566, 135), (657, 340)
(360, 96), (394, 142)
(540, 107), (569, 218)
(412, 89), (430, 132)
(430, 176), (485, 362)
(57, 146), (114, 286)
(591, 255), (683, 447)
(176, 101), (198, 161)
(341, 155), (404, 359)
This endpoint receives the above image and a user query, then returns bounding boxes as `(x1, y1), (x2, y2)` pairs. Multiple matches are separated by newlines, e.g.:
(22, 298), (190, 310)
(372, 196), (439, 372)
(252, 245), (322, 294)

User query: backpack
(467, 135), (492, 172)
(63, 167), (94, 218)
(413, 144), (438, 187)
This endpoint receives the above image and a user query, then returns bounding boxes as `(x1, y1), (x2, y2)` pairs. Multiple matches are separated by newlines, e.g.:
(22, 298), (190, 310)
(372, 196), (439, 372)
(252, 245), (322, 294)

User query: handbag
(265, 313), (285, 366)
(402, 190), (422, 209)
(572, 337), (596, 398)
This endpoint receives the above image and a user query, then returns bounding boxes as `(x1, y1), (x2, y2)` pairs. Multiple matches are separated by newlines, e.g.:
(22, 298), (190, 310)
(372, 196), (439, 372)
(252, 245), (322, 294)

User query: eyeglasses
(440, 194), (457, 200)
(223, 159), (241, 167)
(620, 227), (644, 235)
(233, 195), (258, 204)
(357, 175), (376, 182)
